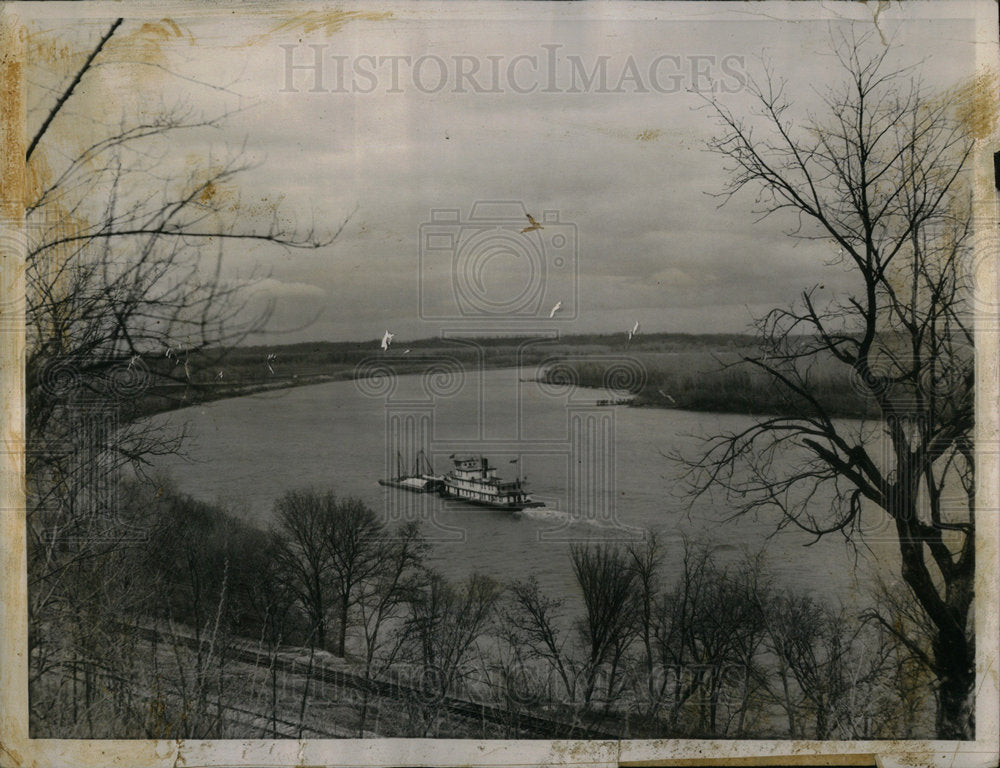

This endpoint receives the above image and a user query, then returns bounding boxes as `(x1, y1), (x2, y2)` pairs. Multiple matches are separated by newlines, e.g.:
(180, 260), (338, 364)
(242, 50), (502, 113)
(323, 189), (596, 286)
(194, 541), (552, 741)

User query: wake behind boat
(439, 455), (544, 511)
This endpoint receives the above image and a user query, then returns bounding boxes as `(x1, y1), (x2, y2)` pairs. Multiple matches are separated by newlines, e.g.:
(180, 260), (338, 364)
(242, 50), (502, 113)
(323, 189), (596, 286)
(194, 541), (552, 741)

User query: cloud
(35, 12), (975, 343)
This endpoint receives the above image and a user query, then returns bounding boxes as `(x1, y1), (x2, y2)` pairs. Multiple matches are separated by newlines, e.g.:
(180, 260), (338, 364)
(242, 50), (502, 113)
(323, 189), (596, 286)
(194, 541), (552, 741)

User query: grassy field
(134, 333), (876, 419)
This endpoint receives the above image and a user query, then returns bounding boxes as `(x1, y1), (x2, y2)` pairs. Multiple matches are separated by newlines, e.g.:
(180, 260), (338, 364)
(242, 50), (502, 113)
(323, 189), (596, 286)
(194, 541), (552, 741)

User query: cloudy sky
(28, 1), (982, 344)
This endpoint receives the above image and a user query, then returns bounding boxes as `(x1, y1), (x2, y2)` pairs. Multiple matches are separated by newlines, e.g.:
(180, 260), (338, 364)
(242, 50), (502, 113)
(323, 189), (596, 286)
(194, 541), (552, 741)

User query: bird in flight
(127, 353), (141, 371)
(549, 300), (562, 318)
(216, 370), (224, 380)
(627, 320), (640, 345)
(403, 349), (411, 355)
(521, 214), (544, 233)
(381, 330), (395, 351)
(266, 353), (277, 375)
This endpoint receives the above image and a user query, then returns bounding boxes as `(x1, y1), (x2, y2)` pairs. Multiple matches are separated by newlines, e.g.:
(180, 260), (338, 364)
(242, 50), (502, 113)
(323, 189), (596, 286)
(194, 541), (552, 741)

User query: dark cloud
(36, 10), (975, 342)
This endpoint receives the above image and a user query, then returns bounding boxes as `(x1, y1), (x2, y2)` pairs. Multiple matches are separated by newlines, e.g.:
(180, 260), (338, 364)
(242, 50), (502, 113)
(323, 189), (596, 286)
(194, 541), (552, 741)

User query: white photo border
(1, 1), (997, 766)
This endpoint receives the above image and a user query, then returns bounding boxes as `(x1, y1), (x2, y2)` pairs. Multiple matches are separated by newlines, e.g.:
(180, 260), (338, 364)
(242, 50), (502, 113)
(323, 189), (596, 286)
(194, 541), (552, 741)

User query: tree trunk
(894, 486), (975, 740)
(297, 642), (315, 739)
(338, 599), (348, 657)
(708, 668), (719, 734)
(778, 665), (795, 737)
(270, 654), (278, 738)
(314, 616), (325, 651)
(583, 663), (598, 707)
(736, 664), (751, 736)
(358, 686), (370, 737)
(358, 655), (373, 737)
(815, 697), (827, 740)
(934, 630), (975, 739)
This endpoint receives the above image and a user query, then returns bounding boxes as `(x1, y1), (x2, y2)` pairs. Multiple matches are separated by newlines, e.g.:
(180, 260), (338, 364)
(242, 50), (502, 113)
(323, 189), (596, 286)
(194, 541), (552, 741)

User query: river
(148, 366), (887, 611)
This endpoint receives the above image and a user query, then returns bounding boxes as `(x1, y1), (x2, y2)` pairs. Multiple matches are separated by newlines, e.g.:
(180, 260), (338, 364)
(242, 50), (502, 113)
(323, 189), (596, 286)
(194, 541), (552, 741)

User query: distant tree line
(543, 354), (878, 419)
(134, 334), (778, 418)
(29, 482), (934, 739)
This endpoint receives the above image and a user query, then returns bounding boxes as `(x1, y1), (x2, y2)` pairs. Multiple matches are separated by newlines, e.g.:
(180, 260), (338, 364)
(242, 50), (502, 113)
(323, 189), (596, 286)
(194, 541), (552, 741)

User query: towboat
(439, 455), (544, 511)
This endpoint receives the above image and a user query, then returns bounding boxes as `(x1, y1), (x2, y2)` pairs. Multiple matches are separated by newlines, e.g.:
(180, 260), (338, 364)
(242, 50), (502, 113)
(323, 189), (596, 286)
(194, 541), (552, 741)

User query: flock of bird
(163, 345), (191, 381)
(376, 215), (643, 354)
(378, 314), (641, 352)
(151, 344), (270, 383)
(139, 216), (652, 384)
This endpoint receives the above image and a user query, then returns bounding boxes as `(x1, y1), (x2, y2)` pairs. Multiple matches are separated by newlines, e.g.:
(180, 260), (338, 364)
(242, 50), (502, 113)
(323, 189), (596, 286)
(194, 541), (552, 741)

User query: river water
(148, 367), (886, 610)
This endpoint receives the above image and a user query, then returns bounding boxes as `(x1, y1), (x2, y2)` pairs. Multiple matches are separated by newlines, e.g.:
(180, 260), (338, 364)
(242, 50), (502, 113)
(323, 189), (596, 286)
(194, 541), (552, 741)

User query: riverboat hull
(438, 487), (545, 510)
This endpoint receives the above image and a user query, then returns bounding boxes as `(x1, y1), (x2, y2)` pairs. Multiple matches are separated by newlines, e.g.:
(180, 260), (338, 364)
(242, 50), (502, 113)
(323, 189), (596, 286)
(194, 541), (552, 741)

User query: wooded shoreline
(133, 332), (878, 420)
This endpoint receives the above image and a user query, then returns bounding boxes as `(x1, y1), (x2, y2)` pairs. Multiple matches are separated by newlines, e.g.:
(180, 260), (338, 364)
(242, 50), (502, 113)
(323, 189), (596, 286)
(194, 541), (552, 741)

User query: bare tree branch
(681, 33), (975, 739)
(26, 18), (123, 163)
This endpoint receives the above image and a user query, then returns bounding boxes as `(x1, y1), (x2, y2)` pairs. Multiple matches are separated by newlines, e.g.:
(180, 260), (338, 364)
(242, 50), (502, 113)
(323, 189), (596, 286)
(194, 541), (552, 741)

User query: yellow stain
(953, 69), (999, 140)
(248, 9), (394, 44)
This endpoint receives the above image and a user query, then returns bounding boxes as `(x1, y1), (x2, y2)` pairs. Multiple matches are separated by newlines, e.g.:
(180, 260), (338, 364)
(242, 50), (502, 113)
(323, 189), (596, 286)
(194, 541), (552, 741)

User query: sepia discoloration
(620, 751), (875, 766)
(21, 18), (189, 209)
(247, 9), (394, 45)
(1, 24), (25, 221)
(120, 17), (194, 64)
(1, 6), (28, 767)
(954, 70), (999, 141)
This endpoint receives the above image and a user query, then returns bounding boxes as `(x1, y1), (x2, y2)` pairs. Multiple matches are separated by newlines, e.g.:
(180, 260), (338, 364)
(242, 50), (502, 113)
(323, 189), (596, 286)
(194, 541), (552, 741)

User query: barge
(378, 450), (442, 493)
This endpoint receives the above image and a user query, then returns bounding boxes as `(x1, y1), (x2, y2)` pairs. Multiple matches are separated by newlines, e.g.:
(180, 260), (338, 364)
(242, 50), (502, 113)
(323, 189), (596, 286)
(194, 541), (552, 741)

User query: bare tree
(720, 551), (770, 737)
(502, 576), (579, 708)
(860, 573), (938, 736)
(762, 593), (846, 738)
(679, 555), (760, 736)
(26, 18), (335, 490)
(24, 18), (344, 734)
(645, 540), (771, 737)
(569, 542), (638, 709)
(272, 490), (334, 651)
(625, 531), (665, 721)
(354, 521), (426, 736)
(682, 35), (975, 738)
(323, 497), (386, 657)
(651, 539), (715, 732)
(402, 571), (501, 736)
(243, 532), (300, 738)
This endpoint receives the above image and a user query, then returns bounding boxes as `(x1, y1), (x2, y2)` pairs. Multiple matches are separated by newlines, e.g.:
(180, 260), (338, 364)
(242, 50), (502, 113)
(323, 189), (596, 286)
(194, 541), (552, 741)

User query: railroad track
(132, 624), (622, 740)
(54, 666), (348, 738)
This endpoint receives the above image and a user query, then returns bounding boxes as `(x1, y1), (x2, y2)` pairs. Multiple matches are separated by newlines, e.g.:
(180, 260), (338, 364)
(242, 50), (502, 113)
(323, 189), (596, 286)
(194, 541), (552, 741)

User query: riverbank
(133, 333), (876, 420)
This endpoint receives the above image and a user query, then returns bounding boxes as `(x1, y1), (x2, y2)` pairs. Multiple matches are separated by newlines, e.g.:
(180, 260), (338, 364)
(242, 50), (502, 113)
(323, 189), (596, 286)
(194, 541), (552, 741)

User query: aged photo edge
(1, 1), (999, 766)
